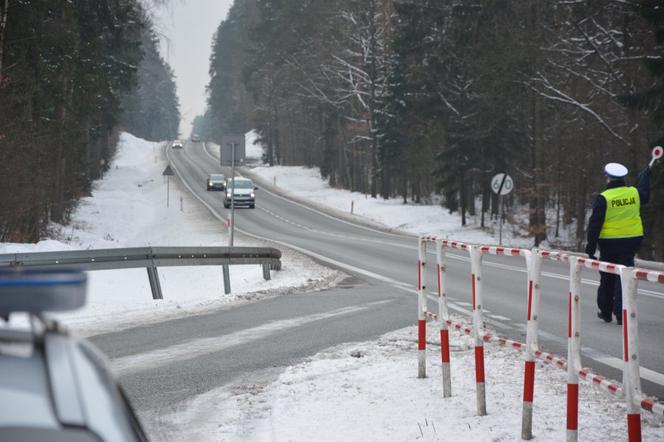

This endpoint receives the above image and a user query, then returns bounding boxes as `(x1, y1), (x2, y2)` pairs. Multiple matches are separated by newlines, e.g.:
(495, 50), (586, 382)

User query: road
(91, 140), (664, 427)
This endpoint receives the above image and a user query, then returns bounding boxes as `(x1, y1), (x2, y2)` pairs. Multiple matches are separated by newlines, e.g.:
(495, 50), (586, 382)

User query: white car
(224, 177), (256, 209)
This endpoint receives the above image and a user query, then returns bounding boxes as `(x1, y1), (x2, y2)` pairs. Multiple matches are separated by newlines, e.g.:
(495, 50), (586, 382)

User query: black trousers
(597, 237), (643, 318)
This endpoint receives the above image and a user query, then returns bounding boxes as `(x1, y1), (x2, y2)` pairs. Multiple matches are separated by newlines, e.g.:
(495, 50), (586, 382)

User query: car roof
(0, 332), (141, 441)
(0, 271), (146, 441)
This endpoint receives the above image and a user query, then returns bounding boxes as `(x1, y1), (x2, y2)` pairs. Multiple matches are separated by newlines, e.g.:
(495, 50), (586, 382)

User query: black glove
(584, 244), (596, 260)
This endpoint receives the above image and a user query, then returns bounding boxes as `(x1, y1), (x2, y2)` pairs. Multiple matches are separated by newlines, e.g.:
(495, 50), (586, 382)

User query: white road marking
(487, 314), (512, 321)
(112, 300), (393, 376)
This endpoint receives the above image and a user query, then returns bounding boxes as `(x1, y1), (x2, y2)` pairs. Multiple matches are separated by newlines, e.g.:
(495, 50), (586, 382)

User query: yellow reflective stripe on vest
(599, 186), (643, 239)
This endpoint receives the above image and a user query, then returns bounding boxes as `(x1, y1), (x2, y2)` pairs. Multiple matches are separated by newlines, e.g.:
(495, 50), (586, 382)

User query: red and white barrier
(521, 250), (541, 440)
(566, 256), (584, 441)
(469, 245), (487, 415)
(435, 240), (452, 398)
(417, 236), (427, 379)
(419, 237), (531, 417)
(416, 235), (664, 442)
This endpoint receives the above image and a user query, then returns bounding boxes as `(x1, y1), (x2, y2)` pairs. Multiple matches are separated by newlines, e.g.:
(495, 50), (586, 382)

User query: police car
(0, 270), (148, 442)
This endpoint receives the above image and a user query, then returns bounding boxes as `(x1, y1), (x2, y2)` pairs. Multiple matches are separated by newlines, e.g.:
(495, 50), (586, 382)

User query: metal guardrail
(0, 246), (282, 299)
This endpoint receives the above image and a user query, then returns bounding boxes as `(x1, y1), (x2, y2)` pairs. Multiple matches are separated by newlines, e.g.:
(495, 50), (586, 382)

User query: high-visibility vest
(599, 186), (643, 239)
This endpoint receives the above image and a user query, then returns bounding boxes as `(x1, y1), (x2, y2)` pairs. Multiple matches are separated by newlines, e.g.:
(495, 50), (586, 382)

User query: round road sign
(491, 173), (514, 196)
(650, 146), (663, 168)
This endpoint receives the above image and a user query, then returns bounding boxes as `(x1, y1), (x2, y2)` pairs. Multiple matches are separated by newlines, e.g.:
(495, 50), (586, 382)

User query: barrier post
(567, 257), (582, 442)
(521, 250), (541, 440)
(417, 237), (427, 379)
(436, 240), (452, 397)
(469, 245), (487, 416)
(146, 266), (164, 300)
(621, 267), (642, 442)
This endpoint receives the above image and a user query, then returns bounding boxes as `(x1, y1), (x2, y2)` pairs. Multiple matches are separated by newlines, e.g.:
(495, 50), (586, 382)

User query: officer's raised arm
(636, 167), (651, 205)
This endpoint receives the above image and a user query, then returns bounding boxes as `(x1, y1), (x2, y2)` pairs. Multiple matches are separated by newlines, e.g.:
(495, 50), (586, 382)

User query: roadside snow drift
(163, 322), (664, 441)
(0, 133), (337, 334)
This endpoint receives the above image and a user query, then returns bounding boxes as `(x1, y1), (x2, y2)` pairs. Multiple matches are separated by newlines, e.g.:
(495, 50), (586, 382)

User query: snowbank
(162, 321), (664, 441)
(245, 129), (264, 161)
(1, 133), (337, 334)
(249, 165), (529, 246)
(220, 131), (505, 247)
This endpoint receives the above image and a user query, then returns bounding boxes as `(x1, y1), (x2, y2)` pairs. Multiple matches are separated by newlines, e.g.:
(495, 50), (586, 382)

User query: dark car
(190, 134), (201, 142)
(0, 270), (149, 442)
(172, 141), (183, 149)
(206, 173), (226, 191)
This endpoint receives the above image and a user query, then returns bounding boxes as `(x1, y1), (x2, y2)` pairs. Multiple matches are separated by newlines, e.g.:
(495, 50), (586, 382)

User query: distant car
(172, 141), (183, 149)
(0, 270), (148, 442)
(191, 134), (201, 142)
(224, 177), (256, 209)
(206, 173), (226, 191)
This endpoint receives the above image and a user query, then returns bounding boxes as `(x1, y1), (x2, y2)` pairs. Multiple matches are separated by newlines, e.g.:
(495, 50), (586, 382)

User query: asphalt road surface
(91, 140), (664, 427)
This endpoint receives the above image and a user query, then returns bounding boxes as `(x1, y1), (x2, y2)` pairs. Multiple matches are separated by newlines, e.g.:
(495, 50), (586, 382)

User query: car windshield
(209, 175), (224, 181)
(228, 180), (253, 189)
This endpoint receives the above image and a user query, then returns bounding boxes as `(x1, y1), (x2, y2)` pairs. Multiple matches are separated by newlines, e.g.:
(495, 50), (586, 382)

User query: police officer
(585, 163), (651, 325)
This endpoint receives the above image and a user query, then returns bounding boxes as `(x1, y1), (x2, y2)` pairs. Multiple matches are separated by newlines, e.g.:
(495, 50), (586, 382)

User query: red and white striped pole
(469, 245), (487, 415)
(436, 240), (452, 397)
(566, 257), (582, 442)
(417, 237), (427, 379)
(521, 250), (542, 440)
(621, 267), (642, 442)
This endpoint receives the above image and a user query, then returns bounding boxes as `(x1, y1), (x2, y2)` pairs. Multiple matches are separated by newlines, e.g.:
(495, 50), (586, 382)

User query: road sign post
(162, 165), (175, 208)
(490, 173), (514, 246)
(230, 142), (236, 247)
(221, 135), (245, 248)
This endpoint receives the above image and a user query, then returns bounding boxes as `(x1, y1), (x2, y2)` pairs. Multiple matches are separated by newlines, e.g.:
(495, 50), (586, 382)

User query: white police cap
(604, 162), (628, 179)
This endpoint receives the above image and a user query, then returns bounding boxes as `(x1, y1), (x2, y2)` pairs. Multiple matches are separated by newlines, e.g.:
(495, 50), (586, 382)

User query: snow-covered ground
(0, 133), (338, 335)
(250, 165), (506, 244)
(246, 161), (576, 249)
(160, 318), (663, 441)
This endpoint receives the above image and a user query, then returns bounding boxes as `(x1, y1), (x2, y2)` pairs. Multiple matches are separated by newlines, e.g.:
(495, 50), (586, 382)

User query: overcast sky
(153, 0), (234, 136)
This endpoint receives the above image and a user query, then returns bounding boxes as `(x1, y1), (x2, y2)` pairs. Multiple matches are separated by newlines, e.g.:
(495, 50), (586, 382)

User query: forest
(0, 0), (179, 242)
(196, 0), (664, 259)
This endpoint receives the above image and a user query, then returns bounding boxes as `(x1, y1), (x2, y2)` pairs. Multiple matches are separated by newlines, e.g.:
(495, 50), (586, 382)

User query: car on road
(172, 140), (183, 149)
(224, 177), (256, 209)
(0, 270), (148, 442)
(206, 173), (226, 191)
(190, 134), (201, 142)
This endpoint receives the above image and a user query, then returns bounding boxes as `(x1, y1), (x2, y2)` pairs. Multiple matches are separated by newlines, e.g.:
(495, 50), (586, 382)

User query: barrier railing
(417, 236), (663, 442)
(419, 236), (533, 416)
(0, 246), (282, 299)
